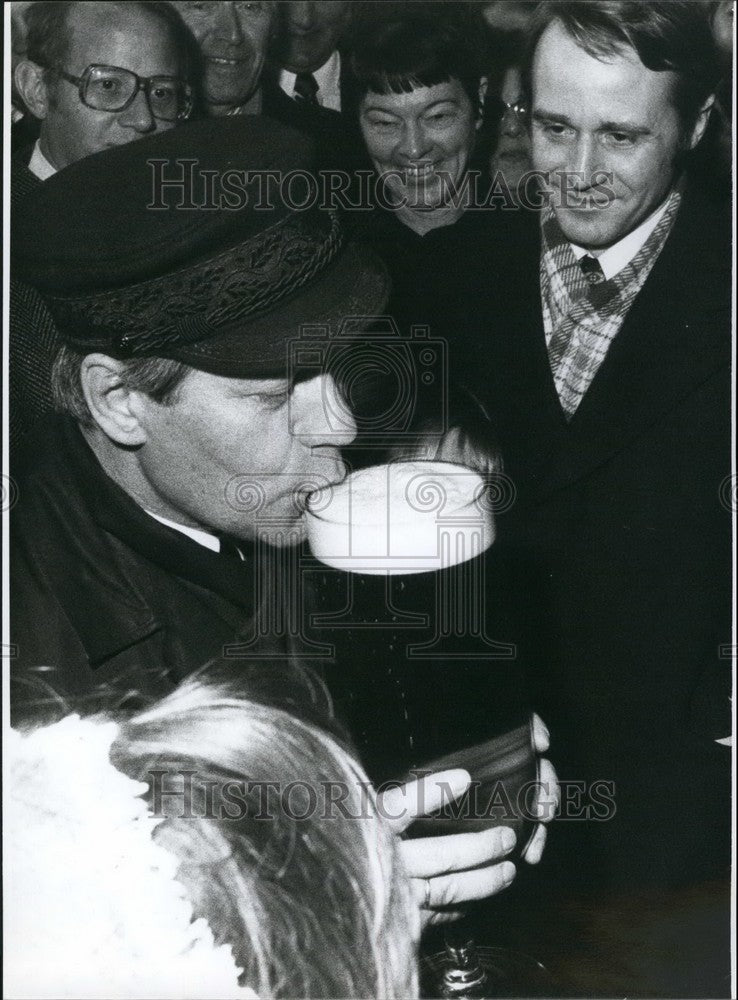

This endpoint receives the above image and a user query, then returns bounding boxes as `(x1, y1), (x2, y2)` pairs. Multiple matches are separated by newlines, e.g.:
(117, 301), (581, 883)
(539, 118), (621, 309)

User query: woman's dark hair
(385, 381), (504, 477)
(346, 3), (486, 113)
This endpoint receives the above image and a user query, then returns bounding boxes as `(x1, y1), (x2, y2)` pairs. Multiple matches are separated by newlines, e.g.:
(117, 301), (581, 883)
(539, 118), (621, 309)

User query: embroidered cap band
(43, 209), (344, 358)
(12, 117), (389, 378)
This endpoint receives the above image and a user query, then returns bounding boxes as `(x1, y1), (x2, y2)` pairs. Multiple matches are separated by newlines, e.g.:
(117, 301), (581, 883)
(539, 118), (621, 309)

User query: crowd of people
(5, 1), (734, 998)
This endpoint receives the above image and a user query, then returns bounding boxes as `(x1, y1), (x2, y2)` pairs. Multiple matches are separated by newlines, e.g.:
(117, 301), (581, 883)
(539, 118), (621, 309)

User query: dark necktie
(579, 254), (606, 285)
(293, 72), (319, 106)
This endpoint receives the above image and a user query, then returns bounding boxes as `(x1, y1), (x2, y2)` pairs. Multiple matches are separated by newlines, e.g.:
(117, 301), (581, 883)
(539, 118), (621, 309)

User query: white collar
(569, 196), (672, 280)
(28, 140), (58, 181)
(278, 50), (341, 111)
(145, 509), (222, 553)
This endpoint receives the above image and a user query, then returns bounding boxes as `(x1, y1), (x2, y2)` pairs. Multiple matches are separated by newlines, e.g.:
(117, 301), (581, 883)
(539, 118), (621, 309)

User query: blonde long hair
(112, 679), (419, 999)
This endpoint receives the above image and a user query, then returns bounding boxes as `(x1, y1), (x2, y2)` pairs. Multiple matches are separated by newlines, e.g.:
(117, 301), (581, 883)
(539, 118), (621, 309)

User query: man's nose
(213, 1), (246, 42)
(118, 88), (156, 134)
(397, 120), (432, 162)
(291, 375), (357, 446)
(568, 134), (601, 187)
(501, 108), (525, 139)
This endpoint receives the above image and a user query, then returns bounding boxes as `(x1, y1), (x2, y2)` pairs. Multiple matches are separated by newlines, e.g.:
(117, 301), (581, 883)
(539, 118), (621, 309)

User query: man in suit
(273, 0), (350, 111)
(472, 3), (732, 994)
(262, 1), (362, 170)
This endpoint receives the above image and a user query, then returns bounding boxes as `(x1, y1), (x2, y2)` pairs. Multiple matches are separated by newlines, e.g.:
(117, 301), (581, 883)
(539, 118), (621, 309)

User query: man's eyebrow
(228, 379), (291, 396)
(531, 109), (576, 126)
(532, 109), (652, 136)
(598, 121), (652, 135)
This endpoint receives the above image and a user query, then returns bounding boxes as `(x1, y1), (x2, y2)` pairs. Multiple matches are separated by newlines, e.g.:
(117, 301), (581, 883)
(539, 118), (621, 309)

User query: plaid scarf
(540, 189), (682, 418)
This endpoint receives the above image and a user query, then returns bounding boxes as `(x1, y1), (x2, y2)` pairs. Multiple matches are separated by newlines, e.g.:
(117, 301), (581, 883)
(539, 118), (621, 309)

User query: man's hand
(522, 712), (559, 865)
(379, 769), (517, 927)
(377, 715), (559, 926)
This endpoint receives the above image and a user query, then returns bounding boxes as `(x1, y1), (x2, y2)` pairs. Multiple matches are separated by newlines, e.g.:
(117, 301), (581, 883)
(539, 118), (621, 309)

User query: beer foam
(305, 461), (494, 574)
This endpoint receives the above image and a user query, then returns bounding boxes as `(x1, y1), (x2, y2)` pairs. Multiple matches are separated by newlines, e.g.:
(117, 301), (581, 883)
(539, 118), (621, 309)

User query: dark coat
(349, 197), (508, 334)
(9, 417), (296, 724)
(10, 143), (41, 206)
(10, 147), (60, 461)
(468, 186), (732, 892)
(342, 201), (519, 467)
(261, 57), (364, 173)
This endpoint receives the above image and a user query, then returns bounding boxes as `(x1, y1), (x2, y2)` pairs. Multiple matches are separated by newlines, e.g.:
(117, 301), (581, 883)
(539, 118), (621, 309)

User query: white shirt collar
(569, 196), (672, 280)
(145, 509), (222, 553)
(278, 50), (341, 111)
(28, 140), (57, 181)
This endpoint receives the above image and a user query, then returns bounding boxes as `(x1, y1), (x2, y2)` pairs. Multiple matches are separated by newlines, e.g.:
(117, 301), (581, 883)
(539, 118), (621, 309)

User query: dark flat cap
(12, 117), (388, 377)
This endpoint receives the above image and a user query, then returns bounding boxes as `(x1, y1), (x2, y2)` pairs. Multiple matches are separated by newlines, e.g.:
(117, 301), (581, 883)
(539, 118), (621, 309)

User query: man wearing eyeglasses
(14, 1), (193, 182)
(489, 64), (532, 202)
(10, 1), (194, 459)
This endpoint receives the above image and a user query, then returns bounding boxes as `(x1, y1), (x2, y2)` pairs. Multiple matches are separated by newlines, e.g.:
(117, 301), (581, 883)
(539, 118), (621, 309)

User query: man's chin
(554, 207), (623, 251)
(204, 85), (258, 112)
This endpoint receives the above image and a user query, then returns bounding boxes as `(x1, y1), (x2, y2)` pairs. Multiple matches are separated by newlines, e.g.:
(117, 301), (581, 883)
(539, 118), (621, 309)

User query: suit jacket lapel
(533, 189), (730, 502)
(480, 211), (569, 502)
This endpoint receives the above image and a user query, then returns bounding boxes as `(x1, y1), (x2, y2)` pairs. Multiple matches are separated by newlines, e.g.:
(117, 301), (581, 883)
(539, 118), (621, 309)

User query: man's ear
(14, 60), (51, 120)
(476, 76), (489, 129)
(687, 93), (716, 150)
(81, 354), (148, 447)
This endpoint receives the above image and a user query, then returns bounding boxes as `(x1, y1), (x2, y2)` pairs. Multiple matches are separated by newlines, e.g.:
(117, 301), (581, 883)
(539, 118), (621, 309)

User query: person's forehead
(67, 4), (175, 66)
(180, 369), (291, 397)
(289, 1), (349, 27)
(173, 1), (276, 30)
(532, 20), (678, 124)
(500, 66), (523, 104)
(362, 80), (469, 115)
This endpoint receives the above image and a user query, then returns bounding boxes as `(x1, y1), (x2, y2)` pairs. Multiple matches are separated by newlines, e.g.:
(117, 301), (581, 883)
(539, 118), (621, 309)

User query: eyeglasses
(494, 95), (528, 124)
(55, 64), (193, 122)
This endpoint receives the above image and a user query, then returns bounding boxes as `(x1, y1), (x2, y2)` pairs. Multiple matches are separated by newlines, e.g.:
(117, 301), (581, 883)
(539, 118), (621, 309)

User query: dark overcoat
(466, 185), (732, 891)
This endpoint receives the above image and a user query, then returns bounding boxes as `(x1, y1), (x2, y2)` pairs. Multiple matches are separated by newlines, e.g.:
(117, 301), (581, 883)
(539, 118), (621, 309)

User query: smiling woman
(360, 81), (480, 219)
(338, 7), (515, 449)
(348, 6), (488, 235)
